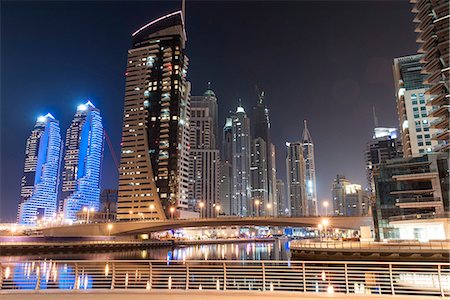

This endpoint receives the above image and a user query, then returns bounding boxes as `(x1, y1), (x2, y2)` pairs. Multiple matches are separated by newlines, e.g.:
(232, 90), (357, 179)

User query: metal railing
(290, 240), (450, 251)
(0, 260), (448, 297)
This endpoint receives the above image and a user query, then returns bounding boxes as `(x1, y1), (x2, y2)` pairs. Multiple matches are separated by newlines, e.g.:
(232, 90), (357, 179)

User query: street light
(83, 207), (94, 224)
(215, 204), (221, 218)
(199, 202), (205, 219)
(107, 223), (113, 236)
(321, 219), (330, 240)
(170, 207), (175, 220)
(266, 203), (272, 217)
(254, 199), (260, 217)
(149, 204), (155, 220)
(318, 223), (323, 241)
(323, 201), (329, 216)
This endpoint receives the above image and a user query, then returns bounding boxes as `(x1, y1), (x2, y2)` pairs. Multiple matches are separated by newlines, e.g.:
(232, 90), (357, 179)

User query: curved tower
(117, 11), (190, 220)
(18, 114), (62, 225)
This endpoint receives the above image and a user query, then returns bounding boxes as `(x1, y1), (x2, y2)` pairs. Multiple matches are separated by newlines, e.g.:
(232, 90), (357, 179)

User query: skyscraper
(302, 120), (318, 216)
(410, 0), (449, 153)
(220, 118), (233, 215)
(276, 179), (287, 216)
(365, 127), (403, 193)
(230, 102), (252, 216)
(286, 142), (307, 217)
(188, 87), (220, 218)
(393, 55), (437, 156)
(17, 114), (62, 225)
(332, 175), (368, 217)
(250, 91), (276, 216)
(117, 11), (190, 220)
(61, 101), (104, 221)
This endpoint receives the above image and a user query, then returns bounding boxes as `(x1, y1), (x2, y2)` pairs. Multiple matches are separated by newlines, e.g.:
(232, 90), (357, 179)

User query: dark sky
(0, 1), (419, 221)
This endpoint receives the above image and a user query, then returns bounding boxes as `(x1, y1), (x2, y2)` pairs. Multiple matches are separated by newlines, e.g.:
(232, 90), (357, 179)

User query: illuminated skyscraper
(332, 175), (368, 217)
(302, 120), (318, 216)
(286, 142), (307, 216)
(410, 0), (449, 152)
(61, 101), (104, 221)
(188, 87), (220, 218)
(250, 91), (277, 216)
(17, 114), (62, 225)
(276, 178), (288, 216)
(230, 102), (251, 216)
(220, 118), (233, 215)
(393, 55), (437, 156)
(117, 11), (190, 220)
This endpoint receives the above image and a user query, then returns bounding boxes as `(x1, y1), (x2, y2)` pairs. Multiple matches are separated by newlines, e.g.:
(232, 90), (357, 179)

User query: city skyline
(0, 1), (420, 221)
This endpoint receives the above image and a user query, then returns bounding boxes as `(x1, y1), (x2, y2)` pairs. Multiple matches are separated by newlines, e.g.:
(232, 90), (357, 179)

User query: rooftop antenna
(372, 106), (379, 127)
(207, 81), (211, 90)
(255, 85), (265, 104)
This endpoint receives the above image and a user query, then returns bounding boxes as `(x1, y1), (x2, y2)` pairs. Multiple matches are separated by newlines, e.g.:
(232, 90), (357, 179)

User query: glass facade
(61, 101), (104, 221)
(18, 114), (62, 225)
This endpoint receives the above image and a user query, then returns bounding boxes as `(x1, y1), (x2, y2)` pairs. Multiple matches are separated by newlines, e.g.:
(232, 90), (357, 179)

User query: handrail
(0, 259), (448, 297)
(290, 240), (450, 251)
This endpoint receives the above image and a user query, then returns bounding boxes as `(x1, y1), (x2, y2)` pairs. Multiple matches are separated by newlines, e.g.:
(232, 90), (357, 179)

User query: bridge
(41, 216), (373, 237)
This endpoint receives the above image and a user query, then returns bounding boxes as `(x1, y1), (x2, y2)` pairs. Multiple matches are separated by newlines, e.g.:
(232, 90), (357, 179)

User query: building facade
(393, 54), (437, 156)
(302, 120), (318, 216)
(373, 153), (449, 240)
(365, 127), (403, 194)
(332, 175), (368, 217)
(188, 90), (220, 217)
(286, 142), (307, 217)
(17, 114), (62, 225)
(230, 103), (252, 216)
(61, 101), (104, 221)
(219, 118), (233, 215)
(410, 0), (449, 152)
(117, 11), (190, 220)
(276, 178), (288, 216)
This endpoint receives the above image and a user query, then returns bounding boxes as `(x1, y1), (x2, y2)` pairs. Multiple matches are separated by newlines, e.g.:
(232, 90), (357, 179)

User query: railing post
(74, 263), (79, 289)
(223, 262), (227, 291)
(0, 264), (3, 290)
(35, 264), (41, 290)
(437, 264), (444, 297)
(262, 262), (266, 291)
(149, 262), (153, 290)
(110, 263), (115, 289)
(389, 263), (395, 295)
(302, 262), (306, 292)
(344, 263), (349, 294)
(185, 263), (189, 290)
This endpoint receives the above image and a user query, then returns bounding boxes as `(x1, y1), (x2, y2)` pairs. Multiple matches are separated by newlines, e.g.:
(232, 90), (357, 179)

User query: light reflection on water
(1, 239), (291, 262)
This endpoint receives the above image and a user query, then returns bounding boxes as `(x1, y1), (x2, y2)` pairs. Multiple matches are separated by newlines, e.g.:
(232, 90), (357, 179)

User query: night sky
(0, 1), (419, 222)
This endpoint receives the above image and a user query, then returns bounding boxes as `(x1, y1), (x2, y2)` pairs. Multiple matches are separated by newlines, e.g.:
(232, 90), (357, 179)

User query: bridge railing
(290, 240), (450, 251)
(0, 260), (448, 297)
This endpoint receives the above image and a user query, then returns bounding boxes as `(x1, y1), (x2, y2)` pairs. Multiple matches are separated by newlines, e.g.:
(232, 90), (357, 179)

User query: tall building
(373, 153), (449, 240)
(117, 11), (190, 220)
(286, 142), (307, 217)
(250, 92), (276, 216)
(230, 102), (252, 216)
(100, 189), (118, 221)
(61, 101), (104, 221)
(365, 127), (403, 193)
(276, 179), (288, 216)
(188, 88), (220, 218)
(302, 120), (318, 216)
(332, 175), (368, 217)
(17, 114), (62, 225)
(393, 55), (437, 156)
(219, 118), (233, 215)
(410, 0), (449, 152)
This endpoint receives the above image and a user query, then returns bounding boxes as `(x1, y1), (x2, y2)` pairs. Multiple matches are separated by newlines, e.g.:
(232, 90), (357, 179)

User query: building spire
(302, 120), (313, 143)
(182, 0), (186, 24)
(372, 106), (379, 127)
(207, 81), (211, 90)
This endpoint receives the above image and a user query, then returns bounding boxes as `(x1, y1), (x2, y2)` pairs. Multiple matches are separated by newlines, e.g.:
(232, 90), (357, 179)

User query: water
(1, 238), (291, 262)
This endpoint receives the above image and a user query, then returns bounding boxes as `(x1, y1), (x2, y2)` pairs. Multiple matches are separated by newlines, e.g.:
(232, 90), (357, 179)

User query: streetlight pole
(199, 202), (204, 219)
(170, 207), (175, 220)
(254, 200), (260, 217)
(323, 201), (329, 216)
(107, 223), (113, 237)
(266, 203), (272, 217)
(215, 205), (221, 218)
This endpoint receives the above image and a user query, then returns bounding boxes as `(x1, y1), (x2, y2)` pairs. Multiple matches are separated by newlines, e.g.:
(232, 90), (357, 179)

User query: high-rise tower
(230, 102), (252, 216)
(61, 101), (104, 221)
(250, 91), (276, 216)
(286, 142), (307, 217)
(18, 114), (62, 225)
(188, 86), (220, 218)
(117, 11), (190, 220)
(410, 0), (449, 152)
(393, 55), (437, 156)
(220, 118), (233, 215)
(302, 120), (318, 216)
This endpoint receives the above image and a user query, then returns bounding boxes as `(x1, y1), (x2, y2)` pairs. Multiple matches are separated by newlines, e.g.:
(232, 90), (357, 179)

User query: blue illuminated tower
(17, 114), (62, 225)
(61, 101), (104, 221)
